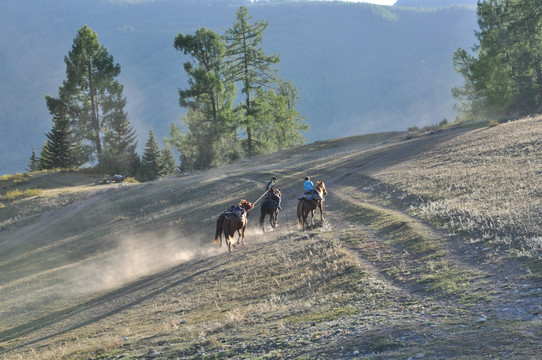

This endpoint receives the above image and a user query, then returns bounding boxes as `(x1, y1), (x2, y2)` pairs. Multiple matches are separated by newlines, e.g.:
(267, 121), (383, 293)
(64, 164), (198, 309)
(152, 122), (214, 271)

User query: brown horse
(297, 181), (327, 230)
(213, 200), (254, 252)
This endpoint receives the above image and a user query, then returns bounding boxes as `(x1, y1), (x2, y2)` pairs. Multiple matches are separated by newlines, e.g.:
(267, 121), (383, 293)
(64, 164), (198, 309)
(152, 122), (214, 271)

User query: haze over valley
(0, 0), (477, 174)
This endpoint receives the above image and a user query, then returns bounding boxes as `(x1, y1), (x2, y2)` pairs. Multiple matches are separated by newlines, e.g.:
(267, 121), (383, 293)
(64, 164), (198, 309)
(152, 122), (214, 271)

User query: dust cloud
(74, 231), (223, 294)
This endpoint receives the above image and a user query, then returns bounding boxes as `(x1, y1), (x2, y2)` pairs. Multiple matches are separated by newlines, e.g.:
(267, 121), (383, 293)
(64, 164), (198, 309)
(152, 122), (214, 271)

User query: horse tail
(213, 215), (223, 244)
(297, 200), (303, 228)
(259, 205), (266, 227)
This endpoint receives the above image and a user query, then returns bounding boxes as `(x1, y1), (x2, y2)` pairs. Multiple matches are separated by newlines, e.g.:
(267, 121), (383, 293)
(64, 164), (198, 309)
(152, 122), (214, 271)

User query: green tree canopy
(45, 25), (133, 167)
(170, 7), (306, 172)
(158, 145), (177, 177)
(141, 129), (161, 181)
(173, 27), (239, 171)
(223, 6), (280, 156)
(38, 141), (53, 171)
(453, 0), (542, 120)
(27, 148), (39, 173)
(44, 111), (73, 169)
(99, 82), (139, 176)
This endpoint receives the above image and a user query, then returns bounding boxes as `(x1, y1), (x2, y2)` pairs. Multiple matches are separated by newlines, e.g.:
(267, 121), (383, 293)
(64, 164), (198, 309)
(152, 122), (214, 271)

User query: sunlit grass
(1, 188), (42, 201)
(0, 173), (29, 184)
(371, 116), (542, 262)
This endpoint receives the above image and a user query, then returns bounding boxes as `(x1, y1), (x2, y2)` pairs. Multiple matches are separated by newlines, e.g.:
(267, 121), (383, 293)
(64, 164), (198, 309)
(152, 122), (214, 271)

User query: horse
(297, 181), (327, 230)
(259, 188), (281, 232)
(213, 200), (254, 252)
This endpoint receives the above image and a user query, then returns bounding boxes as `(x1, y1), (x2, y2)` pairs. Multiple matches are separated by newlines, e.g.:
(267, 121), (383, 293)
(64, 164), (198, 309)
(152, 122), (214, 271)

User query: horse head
(240, 199), (254, 211)
(316, 181), (327, 196)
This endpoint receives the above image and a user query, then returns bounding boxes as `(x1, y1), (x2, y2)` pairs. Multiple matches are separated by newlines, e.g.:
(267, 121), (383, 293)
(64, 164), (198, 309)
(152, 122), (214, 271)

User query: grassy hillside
(0, 117), (541, 359)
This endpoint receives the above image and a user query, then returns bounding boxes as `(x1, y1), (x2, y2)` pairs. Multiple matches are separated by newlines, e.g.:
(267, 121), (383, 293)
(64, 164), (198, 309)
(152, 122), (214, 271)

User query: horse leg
(223, 218), (233, 252)
(319, 201), (325, 221)
(270, 210), (276, 228)
(302, 204), (310, 230)
(241, 223), (246, 246)
(297, 200), (307, 230)
(310, 208), (315, 227)
(260, 209), (266, 233)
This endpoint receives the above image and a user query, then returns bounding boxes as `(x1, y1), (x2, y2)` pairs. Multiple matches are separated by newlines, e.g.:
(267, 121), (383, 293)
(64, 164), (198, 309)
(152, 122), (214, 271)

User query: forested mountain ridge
(0, 0), (477, 174)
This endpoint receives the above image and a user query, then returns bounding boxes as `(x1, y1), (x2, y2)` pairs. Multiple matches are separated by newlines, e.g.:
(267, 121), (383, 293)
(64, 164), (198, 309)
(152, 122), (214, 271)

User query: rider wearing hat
(266, 176), (277, 191)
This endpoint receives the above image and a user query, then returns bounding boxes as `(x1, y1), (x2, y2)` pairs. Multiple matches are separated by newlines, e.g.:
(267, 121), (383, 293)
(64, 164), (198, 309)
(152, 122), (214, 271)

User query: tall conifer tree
(46, 25), (128, 167)
(173, 27), (239, 170)
(27, 148), (39, 172)
(223, 6), (279, 156)
(100, 82), (139, 176)
(453, 0), (542, 119)
(45, 112), (73, 169)
(159, 146), (177, 177)
(141, 129), (161, 181)
(38, 141), (53, 171)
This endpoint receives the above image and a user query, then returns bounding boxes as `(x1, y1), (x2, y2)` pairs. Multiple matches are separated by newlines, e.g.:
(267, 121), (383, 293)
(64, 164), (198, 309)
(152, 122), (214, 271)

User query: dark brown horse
(259, 189), (281, 232)
(297, 181), (327, 230)
(213, 200), (254, 252)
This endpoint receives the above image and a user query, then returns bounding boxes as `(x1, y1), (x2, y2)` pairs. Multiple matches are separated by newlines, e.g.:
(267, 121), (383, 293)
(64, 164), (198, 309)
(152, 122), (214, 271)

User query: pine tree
(159, 146), (177, 177)
(223, 6), (279, 156)
(453, 0), (542, 119)
(250, 80), (308, 154)
(141, 129), (161, 181)
(45, 112), (73, 169)
(274, 79), (308, 149)
(38, 141), (53, 170)
(173, 27), (239, 171)
(27, 148), (39, 172)
(46, 25), (126, 166)
(100, 81), (139, 176)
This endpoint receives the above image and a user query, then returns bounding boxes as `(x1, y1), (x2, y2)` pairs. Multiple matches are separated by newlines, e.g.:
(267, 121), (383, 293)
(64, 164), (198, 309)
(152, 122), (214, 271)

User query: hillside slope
(0, 117), (541, 359)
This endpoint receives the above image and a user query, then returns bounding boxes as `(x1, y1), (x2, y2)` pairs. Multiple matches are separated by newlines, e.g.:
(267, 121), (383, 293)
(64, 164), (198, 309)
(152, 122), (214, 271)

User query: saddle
(223, 205), (246, 219)
(298, 190), (321, 201)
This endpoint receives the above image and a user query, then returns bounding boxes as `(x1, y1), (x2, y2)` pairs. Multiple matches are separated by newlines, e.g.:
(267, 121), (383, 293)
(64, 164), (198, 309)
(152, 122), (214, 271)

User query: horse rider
(266, 176), (277, 191)
(266, 176), (282, 210)
(304, 176), (321, 200)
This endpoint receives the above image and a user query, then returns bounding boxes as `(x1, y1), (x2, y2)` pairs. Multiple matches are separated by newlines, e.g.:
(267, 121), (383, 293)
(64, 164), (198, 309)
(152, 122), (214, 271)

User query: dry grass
(1, 117), (541, 359)
(0, 188), (42, 201)
(370, 116), (542, 259)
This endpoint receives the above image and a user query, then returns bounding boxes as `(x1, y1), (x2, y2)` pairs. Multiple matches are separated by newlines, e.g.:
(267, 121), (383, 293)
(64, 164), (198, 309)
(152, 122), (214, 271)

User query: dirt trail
(0, 188), (109, 256)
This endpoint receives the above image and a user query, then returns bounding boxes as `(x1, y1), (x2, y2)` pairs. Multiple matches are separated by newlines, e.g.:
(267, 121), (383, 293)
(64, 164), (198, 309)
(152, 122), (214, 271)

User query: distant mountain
(394, 0), (478, 7)
(0, 0), (477, 174)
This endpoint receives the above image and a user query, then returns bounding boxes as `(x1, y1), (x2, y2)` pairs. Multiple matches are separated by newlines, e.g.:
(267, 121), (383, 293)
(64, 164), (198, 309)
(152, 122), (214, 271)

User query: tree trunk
(88, 61), (102, 156)
(245, 92), (252, 156)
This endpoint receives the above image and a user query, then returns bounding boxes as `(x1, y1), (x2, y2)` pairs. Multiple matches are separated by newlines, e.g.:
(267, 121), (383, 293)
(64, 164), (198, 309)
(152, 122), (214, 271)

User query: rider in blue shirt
(304, 176), (314, 192)
(304, 176), (321, 200)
